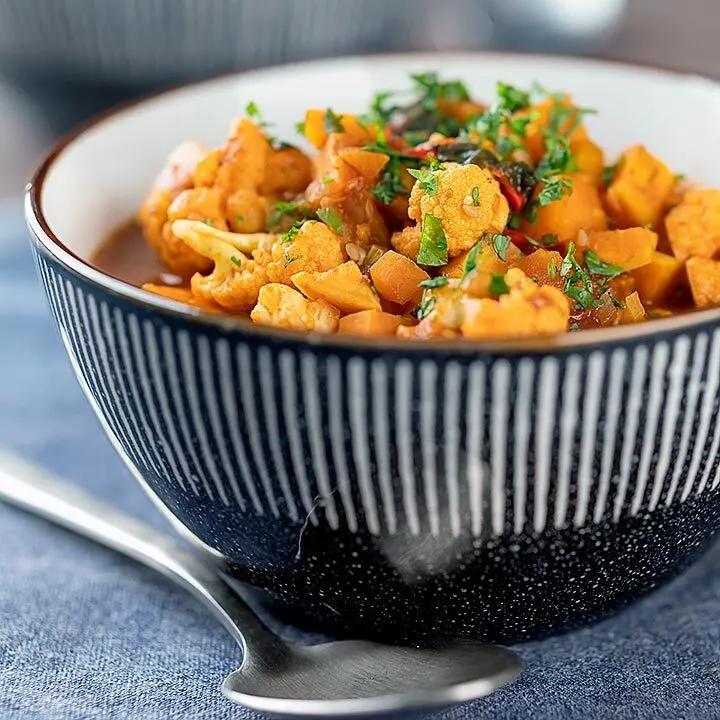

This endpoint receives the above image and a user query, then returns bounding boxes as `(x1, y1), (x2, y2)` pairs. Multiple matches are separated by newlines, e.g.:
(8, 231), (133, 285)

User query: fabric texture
(1, 199), (719, 719)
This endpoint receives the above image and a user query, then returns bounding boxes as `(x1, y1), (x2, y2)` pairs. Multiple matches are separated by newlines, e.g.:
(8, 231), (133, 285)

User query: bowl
(25, 53), (720, 644)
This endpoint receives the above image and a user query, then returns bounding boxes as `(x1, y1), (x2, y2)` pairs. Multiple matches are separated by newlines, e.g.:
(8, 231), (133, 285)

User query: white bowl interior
(40, 52), (720, 261)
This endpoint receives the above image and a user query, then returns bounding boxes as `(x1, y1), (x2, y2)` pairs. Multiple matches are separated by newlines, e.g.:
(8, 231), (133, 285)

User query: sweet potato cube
(665, 188), (720, 261)
(292, 261), (381, 314)
(338, 148), (389, 184)
(304, 109), (329, 149)
(586, 227), (658, 271)
(303, 110), (373, 150)
(631, 251), (685, 304)
(338, 310), (402, 336)
(571, 137), (605, 183)
(521, 173), (607, 246)
(370, 251), (430, 306)
(513, 248), (565, 290)
(621, 291), (646, 323)
(441, 240), (522, 279)
(686, 257), (720, 308)
(521, 97), (588, 163)
(606, 145), (675, 228)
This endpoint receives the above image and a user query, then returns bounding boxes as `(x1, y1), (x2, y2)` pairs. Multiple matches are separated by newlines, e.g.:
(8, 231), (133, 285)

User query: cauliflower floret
(460, 268), (570, 339)
(156, 187), (229, 276)
(260, 147), (314, 195)
(215, 118), (272, 193)
(138, 141), (209, 271)
(171, 219), (272, 311)
(226, 188), (274, 233)
(408, 163), (509, 258)
(266, 220), (346, 285)
(391, 226), (421, 260)
(251, 284), (339, 332)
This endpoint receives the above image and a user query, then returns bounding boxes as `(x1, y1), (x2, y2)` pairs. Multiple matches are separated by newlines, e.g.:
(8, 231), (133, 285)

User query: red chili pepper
(404, 143), (438, 160)
(494, 173), (526, 213)
(505, 229), (532, 253)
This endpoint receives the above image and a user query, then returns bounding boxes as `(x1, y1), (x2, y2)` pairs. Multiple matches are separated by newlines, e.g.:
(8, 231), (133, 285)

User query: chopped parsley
(269, 201), (301, 227)
(236, 213), (245, 225)
(471, 186), (480, 206)
(316, 207), (344, 235)
(584, 250), (623, 278)
(322, 176), (334, 185)
(366, 134), (423, 205)
(540, 233), (559, 246)
(295, 120), (307, 135)
(611, 295), (626, 309)
(496, 82), (530, 113)
(412, 72), (470, 111)
(492, 233), (511, 261)
(674, 172), (686, 182)
(204, 218), (214, 226)
(325, 108), (345, 134)
(548, 258), (558, 279)
(230, 255), (244, 268)
(245, 101), (261, 118)
(419, 276), (449, 289)
(462, 240), (485, 281)
(508, 212), (523, 230)
(602, 163), (618, 186)
(407, 167), (439, 196)
(473, 107), (504, 145)
(417, 213), (448, 266)
(416, 293), (436, 320)
(504, 114), (533, 138)
(536, 176), (573, 207)
(281, 225), (302, 245)
(283, 251), (304, 267)
(535, 136), (575, 178)
(489, 274), (510, 298)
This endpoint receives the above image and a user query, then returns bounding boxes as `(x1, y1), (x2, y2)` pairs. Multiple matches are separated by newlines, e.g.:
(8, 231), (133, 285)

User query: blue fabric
(2, 199), (720, 720)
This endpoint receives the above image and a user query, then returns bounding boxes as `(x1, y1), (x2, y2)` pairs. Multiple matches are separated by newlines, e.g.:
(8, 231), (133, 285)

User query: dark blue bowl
(24, 56), (720, 644)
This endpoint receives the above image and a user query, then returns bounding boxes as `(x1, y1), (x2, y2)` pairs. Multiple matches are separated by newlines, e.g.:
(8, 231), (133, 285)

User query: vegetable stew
(94, 74), (720, 340)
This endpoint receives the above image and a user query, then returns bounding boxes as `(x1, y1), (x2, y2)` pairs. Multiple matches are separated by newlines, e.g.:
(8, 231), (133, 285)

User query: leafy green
(416, 293), (436, 320)
(471, 186), (480, 206)
(536, 177), (573, 207)
(489, 274), (510, 297)
(230, 255), (244, 268)
(419, 276), (449, 289)
(317, 208), (344, 235)
(407, 167), (439, 196)
(497, 82), (530, 113)
(325, 108), (345, 133)
(492, 233), (511, 261)
(584, 250), (623, 278)
(417, 213), (448, 266)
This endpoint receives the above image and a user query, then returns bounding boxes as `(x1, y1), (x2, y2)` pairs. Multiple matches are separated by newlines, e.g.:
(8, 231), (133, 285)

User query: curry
(95, 74), (720, 340)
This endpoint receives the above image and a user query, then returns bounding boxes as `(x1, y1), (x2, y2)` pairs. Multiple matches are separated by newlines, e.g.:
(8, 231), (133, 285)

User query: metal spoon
(0, 451), (523, 717)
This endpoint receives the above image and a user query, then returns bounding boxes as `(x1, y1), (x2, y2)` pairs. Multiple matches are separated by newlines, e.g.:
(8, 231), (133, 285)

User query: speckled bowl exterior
(24, 54), (720, 643)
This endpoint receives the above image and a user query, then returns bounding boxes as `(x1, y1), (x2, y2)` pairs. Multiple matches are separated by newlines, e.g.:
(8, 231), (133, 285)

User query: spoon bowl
(225, 639), (522, 716)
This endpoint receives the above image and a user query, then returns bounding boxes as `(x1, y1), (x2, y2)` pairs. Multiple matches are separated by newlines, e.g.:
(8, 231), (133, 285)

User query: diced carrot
(304, 109), (328, 149)
(585, 227), (658, 271)
(621, 291), (646, 323)
(513, 248), (565, 290)
(338, 310), (402, 336)
(631, 251), (685, 304)
(606, 145), (675, 228)
(571, 137), (605, 183)
(665, 188), (720, 261)
(686, 257), (720, 308)
(370, 250), (429, 306)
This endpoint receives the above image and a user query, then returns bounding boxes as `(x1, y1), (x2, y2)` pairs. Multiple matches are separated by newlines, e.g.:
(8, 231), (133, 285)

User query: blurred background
(0, 0), (715, 200)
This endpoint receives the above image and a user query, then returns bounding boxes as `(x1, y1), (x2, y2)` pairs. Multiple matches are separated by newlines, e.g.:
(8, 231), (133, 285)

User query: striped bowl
(25, 54), (720, 643)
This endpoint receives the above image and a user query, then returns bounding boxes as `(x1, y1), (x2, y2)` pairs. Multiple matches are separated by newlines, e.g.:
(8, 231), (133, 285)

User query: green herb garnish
(471, 186), (480, 206)
(536, 176), (573, 207)
(283, 251), (304, 267)
(602, 163), (618, 186)
(492, 233), (511, 261)
(245, 101), (261, 118)
(419, 276), (449, 289)
(548, 258), (558, 279)
(281, 225), (301, 245)
(417, 213), (448, 266)
(489, 274), (510, 298)
(407, 167), (439, 196)
(269, 201), (301, 227)
(230, 255), (243, 268)
(236, 214), (245, 225)
(322, 176), (334, 185)
(584, 250), (623, 278)
(295, 120), (307, 135)
(462, 240), (484, 281)
(416, 293), (437, 320)
(497, 82), (530, 113)
(316, 207), (344, 235)
(325, 108), (345, 133)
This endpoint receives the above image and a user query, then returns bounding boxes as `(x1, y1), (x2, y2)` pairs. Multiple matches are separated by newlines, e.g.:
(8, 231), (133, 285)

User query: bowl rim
(25, 50), (720, 355)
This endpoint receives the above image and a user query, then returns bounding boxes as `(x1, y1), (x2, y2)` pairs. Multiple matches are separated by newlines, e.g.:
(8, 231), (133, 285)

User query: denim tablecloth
(2, 199), (720, 720)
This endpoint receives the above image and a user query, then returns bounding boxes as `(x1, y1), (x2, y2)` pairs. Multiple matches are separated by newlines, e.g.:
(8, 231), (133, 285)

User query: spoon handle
(0, 450), (282, 659)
